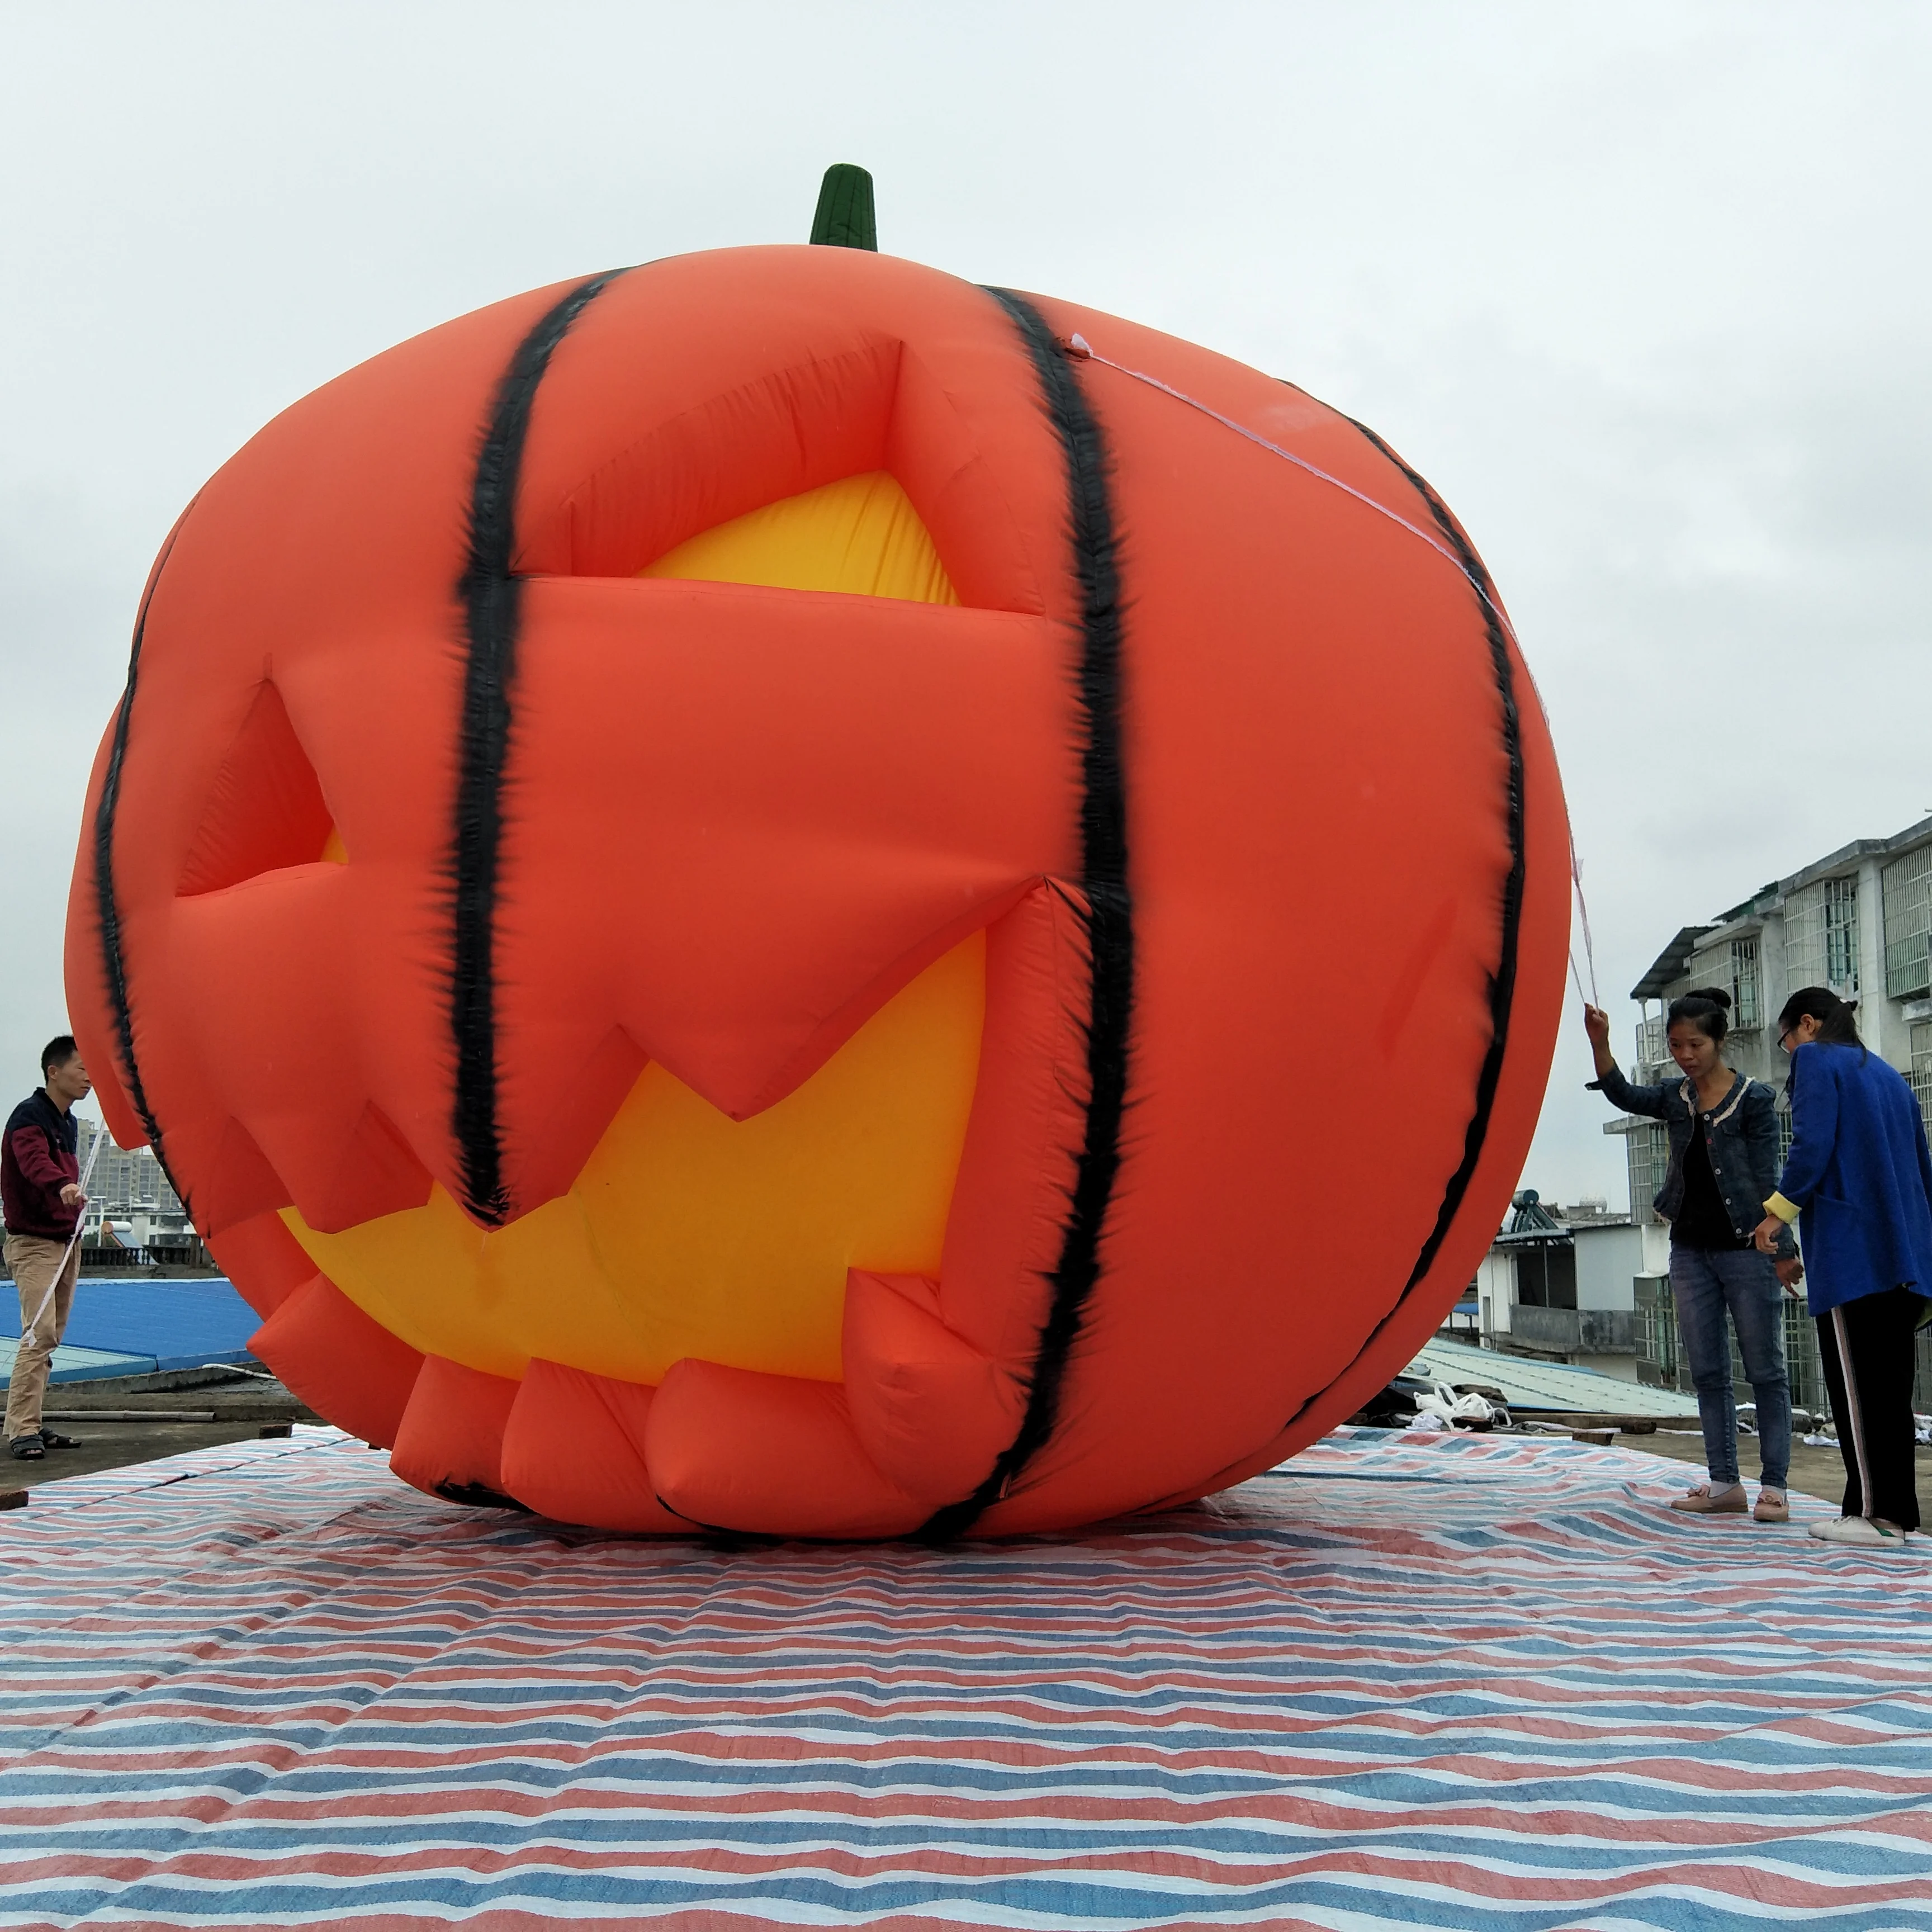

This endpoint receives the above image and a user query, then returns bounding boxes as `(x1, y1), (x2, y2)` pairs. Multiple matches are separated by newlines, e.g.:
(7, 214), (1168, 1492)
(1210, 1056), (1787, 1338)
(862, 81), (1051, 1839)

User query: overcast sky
(3, 3), (1927, 1210)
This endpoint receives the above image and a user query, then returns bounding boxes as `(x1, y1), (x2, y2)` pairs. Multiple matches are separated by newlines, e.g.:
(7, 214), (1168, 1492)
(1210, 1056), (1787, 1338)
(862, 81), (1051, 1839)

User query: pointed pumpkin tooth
(202, 1209), (322, 1319)
(498, 1361), (687, 1533)
(841, 1271), (1020, 1502)
(249, 1274), (423, 1451)
(646, 1357), (929, 1541)
(388, 1356), (520, 1505)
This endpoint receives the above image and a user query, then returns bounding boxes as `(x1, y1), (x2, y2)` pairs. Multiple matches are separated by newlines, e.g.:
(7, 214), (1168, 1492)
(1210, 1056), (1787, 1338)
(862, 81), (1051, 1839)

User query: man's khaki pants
(4, 1234), (79, 1443)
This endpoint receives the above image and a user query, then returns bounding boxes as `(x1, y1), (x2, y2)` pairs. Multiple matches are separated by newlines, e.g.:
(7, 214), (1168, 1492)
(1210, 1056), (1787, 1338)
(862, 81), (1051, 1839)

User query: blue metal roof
(0, 1277), (257, 1380)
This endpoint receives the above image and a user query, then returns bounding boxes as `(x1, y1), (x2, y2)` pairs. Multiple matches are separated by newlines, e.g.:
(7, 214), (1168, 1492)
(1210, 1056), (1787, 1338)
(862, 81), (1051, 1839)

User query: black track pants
(1815, 1286), (1926, 1532)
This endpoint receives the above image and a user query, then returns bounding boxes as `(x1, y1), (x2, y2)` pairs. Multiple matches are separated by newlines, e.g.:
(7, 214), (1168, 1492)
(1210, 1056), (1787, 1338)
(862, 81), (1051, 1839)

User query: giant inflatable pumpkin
(65, 173), (1567, 1537)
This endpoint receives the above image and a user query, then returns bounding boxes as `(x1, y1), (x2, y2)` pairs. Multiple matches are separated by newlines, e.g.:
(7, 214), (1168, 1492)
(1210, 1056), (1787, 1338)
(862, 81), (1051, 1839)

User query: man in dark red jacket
(3, 1037), (92, 1459)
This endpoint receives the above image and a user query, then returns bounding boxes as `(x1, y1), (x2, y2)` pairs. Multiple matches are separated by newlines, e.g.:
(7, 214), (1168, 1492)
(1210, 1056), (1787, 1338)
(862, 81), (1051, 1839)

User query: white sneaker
(1806, 1516), (1910, 1547)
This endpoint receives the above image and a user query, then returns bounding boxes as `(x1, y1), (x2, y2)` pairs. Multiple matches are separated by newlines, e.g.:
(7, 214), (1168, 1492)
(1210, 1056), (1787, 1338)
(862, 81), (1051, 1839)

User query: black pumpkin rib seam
(1277, 416), (1528, 1433)
(917, 289), (1133, 1542)
(93, 513), (194, 1210)
(451, 269), (628, 1225)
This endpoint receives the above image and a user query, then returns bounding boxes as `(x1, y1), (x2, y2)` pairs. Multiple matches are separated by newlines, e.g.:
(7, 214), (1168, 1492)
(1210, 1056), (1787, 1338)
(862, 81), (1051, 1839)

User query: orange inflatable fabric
(64, 201), (1568, 1538)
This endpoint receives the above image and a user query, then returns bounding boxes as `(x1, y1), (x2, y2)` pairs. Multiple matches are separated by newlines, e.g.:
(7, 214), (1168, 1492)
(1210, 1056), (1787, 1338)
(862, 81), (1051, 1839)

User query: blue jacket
(1769, 1042), (1932, 1316)
(1592, 1062), (1795, 1257)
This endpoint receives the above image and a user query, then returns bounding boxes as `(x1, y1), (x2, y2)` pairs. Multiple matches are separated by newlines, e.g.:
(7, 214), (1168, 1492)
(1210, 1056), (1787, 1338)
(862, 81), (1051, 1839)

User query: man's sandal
(37, 1429), (81, 1451)
(8, 1436), (46, 1462)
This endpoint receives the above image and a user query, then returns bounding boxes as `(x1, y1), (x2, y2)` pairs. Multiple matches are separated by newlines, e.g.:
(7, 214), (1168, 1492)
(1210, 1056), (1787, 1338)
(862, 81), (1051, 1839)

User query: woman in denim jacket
(1584, 988), (1801, 1523)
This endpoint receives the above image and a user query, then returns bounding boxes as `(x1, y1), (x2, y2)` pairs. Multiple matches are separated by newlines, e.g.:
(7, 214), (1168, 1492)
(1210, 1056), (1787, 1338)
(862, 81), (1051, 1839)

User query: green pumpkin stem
(809, 164), (877, 251)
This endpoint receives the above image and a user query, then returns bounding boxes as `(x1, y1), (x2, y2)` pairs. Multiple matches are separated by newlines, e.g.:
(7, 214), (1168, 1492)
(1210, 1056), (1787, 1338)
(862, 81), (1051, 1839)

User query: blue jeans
(1669, 1244), (1791, 1489)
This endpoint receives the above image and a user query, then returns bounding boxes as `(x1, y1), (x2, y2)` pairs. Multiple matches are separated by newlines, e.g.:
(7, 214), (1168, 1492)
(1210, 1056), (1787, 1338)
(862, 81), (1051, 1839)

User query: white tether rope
(1060, 332), (1521, 647)
(1062, 329), (1600, 1008)
(19, 1126), (103, 1353)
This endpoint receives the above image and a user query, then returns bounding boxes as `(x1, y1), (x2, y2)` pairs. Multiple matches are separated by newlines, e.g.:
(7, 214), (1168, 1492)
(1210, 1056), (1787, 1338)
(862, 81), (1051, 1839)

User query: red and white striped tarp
(2, 1427), (1928, 1929)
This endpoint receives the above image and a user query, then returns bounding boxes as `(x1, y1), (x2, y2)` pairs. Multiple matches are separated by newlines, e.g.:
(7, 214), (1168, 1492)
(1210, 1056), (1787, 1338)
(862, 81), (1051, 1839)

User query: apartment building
(73, 1116), (184, 1228)
(1609, 813), (1932, 1222)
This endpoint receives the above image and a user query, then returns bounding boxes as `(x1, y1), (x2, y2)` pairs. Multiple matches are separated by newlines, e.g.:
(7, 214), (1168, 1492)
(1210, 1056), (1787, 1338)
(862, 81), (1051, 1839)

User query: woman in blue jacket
(1753, 987), (1932, 1547)
(1586, 988), (1800, 1523)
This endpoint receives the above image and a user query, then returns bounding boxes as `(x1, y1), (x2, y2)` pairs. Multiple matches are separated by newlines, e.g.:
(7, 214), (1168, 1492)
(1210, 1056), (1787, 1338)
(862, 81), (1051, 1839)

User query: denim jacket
(1592, 1062), (1796, 1257)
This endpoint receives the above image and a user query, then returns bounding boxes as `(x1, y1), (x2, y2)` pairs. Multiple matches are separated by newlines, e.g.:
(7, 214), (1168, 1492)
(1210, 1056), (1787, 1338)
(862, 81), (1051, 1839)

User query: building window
(1730, 937), (1761, 1030)
(1911, 1024), (1932, 1143)
(1635, 1015), (1669, 1078)
(1825, 877), (1860, 993)
(1884, 845), (1932, 999)
(1786, 875), (1860, 998)
(1686, 936), (1761, 1031)
(1688, 941), (1729, 1003)
(73, 1120), (182, 1220)
(1626, 1122), (1670, 1224)
(1514, 1241), (1578, 1310)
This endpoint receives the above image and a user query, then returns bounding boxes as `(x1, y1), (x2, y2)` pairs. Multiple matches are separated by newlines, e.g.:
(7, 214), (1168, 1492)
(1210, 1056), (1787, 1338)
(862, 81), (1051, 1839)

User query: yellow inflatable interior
(286, 472), (982, 1384)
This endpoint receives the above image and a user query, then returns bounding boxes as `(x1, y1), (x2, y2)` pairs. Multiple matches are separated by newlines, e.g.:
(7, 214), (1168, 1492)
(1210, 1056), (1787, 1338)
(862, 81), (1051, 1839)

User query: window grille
(1784, 891), (1822, 991)
(1884, 845), (1932, 998)
(1730, 1297), (1830, 1414)
(1685, 937), (1762, 1031)
(1824, 877), (1860, 992)
(1687, 941), (1730, 998)
(1634, 1275), (1678, 1388)
(1911, 1024), (1932, 1144)
(1635, 1015), (1669, 1079)
(1642, 1275), (1831, 1413)
(1730, 937), (1761, 1030)
(1785, 875), (1861, 998)
(1626, 1121), (1670, 1224)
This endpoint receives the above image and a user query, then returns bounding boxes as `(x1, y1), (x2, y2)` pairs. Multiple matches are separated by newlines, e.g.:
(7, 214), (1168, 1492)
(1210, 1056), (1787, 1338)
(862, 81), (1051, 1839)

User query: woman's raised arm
(1583, 1003), (1668, 1118)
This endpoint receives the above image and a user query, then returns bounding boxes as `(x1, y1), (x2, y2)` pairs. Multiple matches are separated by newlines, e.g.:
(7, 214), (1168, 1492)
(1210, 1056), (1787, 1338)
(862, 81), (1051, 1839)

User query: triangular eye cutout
(178, 681), (339, 895)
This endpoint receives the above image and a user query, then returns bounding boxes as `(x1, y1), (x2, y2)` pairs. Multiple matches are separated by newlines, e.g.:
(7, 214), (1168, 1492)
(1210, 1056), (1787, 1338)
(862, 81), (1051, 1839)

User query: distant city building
(1612, 812), (1932, 1224)
(73, 1117), (184, 1227)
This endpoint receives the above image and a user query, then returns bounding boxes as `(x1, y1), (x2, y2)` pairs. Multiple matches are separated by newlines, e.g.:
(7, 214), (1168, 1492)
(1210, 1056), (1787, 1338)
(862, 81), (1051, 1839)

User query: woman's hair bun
(1667, 986), (1732, 1042)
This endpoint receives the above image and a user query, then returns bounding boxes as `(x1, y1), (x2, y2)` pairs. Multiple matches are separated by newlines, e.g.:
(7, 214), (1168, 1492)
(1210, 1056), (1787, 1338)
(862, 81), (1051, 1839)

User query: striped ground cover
(1, 1427), (1928, 1930)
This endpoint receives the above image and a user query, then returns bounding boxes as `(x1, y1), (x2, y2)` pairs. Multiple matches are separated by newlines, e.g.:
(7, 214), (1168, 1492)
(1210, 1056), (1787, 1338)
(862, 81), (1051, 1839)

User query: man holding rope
(2, 1036), (92, 1461)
